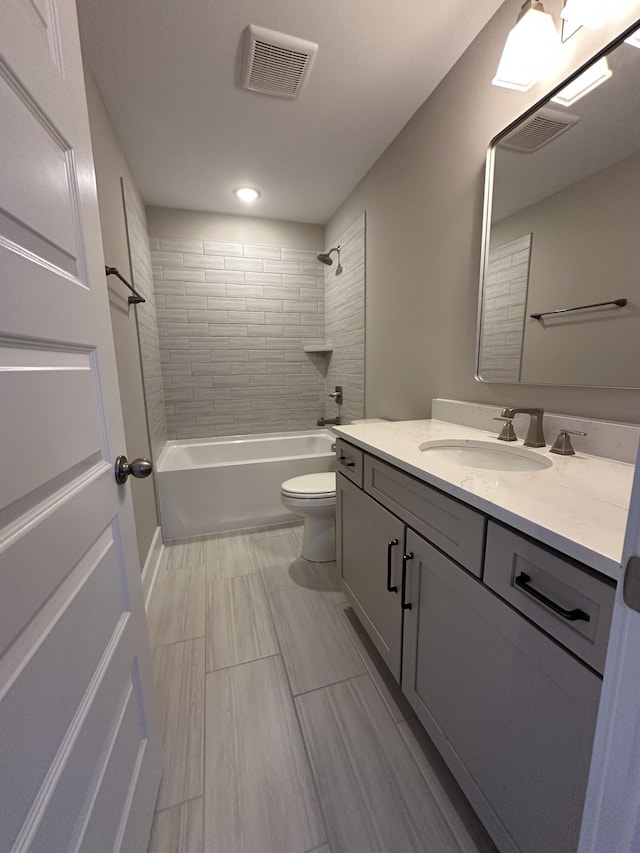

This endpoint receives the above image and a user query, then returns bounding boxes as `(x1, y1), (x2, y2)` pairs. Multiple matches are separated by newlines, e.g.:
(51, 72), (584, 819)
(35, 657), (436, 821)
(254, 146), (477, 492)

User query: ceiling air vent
(241, 25), (318, 99)
(499, 108), (580, 153)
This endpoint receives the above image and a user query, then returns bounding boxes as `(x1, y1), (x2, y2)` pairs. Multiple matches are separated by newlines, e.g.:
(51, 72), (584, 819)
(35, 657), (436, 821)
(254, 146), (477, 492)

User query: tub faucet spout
(317, 416), (341, 427)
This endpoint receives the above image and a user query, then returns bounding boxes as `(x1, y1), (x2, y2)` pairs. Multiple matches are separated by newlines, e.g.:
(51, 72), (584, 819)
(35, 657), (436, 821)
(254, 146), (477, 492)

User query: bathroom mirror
(477, 22), (640, 387)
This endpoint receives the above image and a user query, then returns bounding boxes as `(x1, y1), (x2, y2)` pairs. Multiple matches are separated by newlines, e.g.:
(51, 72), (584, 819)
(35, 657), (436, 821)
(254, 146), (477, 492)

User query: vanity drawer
(364, 456), (486, 576)
(484, 522), (615, 673)
(335, 439), (364, 488)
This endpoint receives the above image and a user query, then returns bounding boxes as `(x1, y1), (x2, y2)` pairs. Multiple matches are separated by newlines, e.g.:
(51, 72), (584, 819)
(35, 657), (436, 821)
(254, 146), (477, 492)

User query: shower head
(316, 246), (342, 274)
(317, 246), (339, 265)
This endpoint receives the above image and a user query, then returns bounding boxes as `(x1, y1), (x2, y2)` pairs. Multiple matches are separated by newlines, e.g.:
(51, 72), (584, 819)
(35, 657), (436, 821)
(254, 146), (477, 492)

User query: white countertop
(334, 419), (635, 580)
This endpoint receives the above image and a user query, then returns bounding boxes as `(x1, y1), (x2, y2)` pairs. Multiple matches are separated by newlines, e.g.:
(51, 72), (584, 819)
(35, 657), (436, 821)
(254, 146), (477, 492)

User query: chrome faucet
(317, 415), (341, 427)
(500, 407), (546, 447)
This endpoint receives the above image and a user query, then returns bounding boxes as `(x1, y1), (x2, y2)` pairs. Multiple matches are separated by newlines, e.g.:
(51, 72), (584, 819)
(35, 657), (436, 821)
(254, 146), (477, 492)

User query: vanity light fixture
(233, 186), (261, 203)
(492, 0), (559, 92)
(625, 31), (640, 49)
(560, 0), (624, 31)
(551, 56), (612, 105)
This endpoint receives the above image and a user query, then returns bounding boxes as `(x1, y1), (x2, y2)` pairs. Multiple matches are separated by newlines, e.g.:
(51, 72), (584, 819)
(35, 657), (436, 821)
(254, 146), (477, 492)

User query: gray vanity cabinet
(401, 528), (602, 853)
(336, 473), (404, 680)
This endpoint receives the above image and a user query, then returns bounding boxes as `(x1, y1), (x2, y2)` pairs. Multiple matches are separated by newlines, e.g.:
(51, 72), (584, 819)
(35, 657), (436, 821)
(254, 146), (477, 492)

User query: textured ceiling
(77, 0), (505, 223)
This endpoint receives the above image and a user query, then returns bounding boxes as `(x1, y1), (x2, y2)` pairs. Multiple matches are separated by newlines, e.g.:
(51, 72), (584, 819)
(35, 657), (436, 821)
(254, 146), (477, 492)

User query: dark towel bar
(105, 265), (145, 304)
(530, 298), (626, 321)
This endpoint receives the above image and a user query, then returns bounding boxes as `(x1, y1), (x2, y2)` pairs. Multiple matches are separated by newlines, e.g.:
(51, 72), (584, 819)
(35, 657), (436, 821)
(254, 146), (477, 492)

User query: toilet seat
(281, 472), (336, 499)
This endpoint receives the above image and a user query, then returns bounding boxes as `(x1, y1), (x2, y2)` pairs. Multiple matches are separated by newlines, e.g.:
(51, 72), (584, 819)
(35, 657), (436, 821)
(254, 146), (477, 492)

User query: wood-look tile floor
(147, 522), (497, 853)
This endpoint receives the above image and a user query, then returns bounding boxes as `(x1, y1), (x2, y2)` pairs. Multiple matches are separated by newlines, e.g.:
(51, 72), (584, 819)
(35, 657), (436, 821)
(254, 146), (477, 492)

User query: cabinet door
(336, 474), (405, 680)
(402, 529), (601, 853)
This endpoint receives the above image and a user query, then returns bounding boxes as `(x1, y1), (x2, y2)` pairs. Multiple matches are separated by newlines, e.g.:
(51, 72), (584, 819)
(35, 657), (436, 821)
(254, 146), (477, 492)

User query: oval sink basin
(418, 440), (553, 472)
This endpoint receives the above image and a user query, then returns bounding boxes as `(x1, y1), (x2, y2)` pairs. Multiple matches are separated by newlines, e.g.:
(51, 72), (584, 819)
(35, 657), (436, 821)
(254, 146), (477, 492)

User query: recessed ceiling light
(234, 186), (261, 203)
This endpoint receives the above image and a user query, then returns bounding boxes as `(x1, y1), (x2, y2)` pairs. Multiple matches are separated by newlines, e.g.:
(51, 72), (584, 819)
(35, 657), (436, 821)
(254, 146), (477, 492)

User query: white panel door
(0, 1), (162, 851)
(578, 443), (640, 853)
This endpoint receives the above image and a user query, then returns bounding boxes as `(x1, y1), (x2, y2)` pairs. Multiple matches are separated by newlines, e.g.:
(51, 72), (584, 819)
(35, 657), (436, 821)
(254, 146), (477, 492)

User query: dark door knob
(115, 455), (153, 484)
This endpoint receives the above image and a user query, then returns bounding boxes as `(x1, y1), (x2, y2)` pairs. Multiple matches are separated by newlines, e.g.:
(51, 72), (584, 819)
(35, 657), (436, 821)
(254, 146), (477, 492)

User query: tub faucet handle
(329, 385), (343, 406)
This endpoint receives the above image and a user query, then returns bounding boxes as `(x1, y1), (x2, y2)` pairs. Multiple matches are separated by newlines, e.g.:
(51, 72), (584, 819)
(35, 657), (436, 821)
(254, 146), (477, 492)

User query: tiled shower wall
(150, 239), (327, 439)
(122, 180), (167, 460)
(324, 212), (366, 423)
(478, 233), (531, 383)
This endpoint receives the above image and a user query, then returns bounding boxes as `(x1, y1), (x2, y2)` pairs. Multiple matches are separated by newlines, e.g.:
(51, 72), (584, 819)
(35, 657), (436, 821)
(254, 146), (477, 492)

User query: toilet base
(302, 513), (335, 562)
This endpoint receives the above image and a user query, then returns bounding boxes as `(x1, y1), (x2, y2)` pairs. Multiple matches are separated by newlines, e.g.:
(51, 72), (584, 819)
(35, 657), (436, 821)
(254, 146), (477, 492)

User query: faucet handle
(493, 416), (517, 442)
(328, 385), (343, 406)
(550, 429), (587, 456)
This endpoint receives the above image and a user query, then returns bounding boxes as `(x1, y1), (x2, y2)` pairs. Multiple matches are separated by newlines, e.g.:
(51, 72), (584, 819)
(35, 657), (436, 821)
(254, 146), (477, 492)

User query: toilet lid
(281, 472), (336, 498)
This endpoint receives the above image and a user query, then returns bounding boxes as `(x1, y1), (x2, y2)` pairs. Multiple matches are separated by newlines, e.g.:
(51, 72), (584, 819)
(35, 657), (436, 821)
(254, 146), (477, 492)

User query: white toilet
(280, 419), (388, 563)
(280, 471), (336, 562)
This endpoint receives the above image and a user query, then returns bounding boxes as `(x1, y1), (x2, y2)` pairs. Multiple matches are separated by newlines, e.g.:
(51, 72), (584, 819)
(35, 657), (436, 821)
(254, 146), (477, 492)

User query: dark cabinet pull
(338, 454), (355, 468)
(515, 572), (590, 622)
(386, 539), (399, 593)
(401, 552), (414, 610)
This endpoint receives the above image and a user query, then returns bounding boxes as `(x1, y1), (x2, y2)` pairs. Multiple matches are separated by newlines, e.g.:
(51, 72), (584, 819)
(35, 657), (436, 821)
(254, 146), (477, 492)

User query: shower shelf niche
(303, 344), (333, 353)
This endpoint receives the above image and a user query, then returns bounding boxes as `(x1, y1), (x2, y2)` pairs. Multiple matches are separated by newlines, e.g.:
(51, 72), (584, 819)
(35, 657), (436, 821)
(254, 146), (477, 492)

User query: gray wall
(491, 150), (640, 386)
(147, 208), (327, 438)
(84, 71), (159, 565)
(147, 207), (322, 251)
(325, 1), (640, 425)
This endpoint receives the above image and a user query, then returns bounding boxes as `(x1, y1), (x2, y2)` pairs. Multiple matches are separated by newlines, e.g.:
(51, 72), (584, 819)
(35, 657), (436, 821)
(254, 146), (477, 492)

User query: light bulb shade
(560, 0), (623, 30)
(234, 186), (261, 202)
(625, 31), (640, 49)
(493, 3), (559, 92)
(551, 56), (612, 105)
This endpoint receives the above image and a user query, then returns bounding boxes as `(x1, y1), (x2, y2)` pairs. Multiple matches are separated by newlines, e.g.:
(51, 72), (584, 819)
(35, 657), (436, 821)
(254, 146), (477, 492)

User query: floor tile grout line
(157, 560), (209, 572)
(165, 520), (303, 549)
(152, 794), (202, 817)
(150, 636), (205, 822)
(331, 598), (421, 725)
(297, 672), (396, 852)
(204, 651), (281, 676)
(152, 525), (303, 849)
(201, 534), (224, 853)
(265, 583), (364, 696)
(259, 547), (372, 699)
(150, 522), (494, 853)
(249, 536), (332, 850)
(394, 718), (448, 800)
(393, 718), (487, 853)
(150, 634), (206, 652)
(291, 670), (373, 700)
(162, 562), (261, 576)
(277, 615), (332, 852)
(147, 563), (206, 649)
(201, 622), (207, 853)
(264, 584), (344, 609)
(212, 529), (330, 851)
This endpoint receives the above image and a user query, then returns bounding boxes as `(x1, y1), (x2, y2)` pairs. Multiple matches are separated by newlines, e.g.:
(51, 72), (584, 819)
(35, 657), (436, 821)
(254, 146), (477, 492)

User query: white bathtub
(156, 429), (336, 540)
